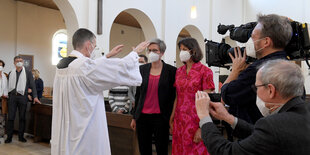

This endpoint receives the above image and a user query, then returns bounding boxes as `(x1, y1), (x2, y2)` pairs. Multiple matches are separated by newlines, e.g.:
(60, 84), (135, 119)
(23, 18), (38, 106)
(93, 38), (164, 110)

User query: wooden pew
(106, 112), (139, 155)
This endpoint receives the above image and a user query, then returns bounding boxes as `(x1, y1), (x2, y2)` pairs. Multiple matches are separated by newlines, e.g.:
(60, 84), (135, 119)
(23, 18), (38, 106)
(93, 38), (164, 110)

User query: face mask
(16, 62), (23, 67)
(139, 63), (144, 66)
(0, 66), (3, 71)
(256, 97), (271, 117)
(88, 43), (96, 59)
(179, 50), (191, 62)
(245, 38), (265, 58)
(149, 52), (160, 63)
(256, 96), (284, 117)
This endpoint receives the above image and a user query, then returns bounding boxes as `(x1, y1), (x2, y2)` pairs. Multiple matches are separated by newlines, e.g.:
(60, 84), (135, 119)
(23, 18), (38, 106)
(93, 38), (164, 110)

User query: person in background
(0, 60), (8, 143)
(131, 38), (176, 155)
(108, 85), (135, 114)
(170, 37), (215, 155)
(196, 59), (310, 155)
(108, 55), (148, 114)
(6, 56), (40, 143)
(32, 69), (44, 100)
(0, 60), (8, 107)
(138, 54), (148, 64)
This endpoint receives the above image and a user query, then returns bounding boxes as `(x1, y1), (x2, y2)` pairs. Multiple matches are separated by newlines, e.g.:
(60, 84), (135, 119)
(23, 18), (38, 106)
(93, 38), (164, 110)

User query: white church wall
(0, 0), (17, 73)
(164, 0), (211, 66)
(4, 0), (310, 93)
(109, 23), (145, 58)
(211, 0), (244, 87)
(99, 0), (163, 58)
(15, 1), (65, 87)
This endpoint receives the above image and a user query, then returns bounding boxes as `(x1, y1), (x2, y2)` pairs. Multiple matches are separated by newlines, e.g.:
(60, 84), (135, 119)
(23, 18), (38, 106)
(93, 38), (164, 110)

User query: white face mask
(139, 63), (144, 66)
(245, 38), (265, 58)
(256, 96), (283, 117)
(149, 52), (160, 63)
(0, 66), (3, 71)
(179, 50), (191, 62)
(16, 62), (23, 67)
(88, 43), (96, 59)
(256, 97), (271, 117)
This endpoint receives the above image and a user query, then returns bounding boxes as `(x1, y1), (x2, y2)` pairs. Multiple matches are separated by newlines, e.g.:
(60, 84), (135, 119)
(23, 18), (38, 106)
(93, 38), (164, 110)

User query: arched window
(52, 29), (68, 65)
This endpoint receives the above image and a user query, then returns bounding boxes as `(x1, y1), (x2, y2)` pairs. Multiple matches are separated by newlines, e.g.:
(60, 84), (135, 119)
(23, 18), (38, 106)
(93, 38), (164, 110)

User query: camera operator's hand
(230, 47), (248, 73)
(224, 47), (248, 84)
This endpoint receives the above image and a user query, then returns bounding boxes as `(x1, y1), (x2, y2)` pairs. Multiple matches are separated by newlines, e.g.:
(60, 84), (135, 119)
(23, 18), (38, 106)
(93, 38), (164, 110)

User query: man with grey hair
(196, 59), (310, 155)
(221, 14), (294, 124)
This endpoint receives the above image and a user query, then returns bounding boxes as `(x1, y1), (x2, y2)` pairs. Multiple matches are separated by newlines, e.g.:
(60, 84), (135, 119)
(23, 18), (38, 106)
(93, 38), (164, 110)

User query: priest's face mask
(87, 39), (97, 58)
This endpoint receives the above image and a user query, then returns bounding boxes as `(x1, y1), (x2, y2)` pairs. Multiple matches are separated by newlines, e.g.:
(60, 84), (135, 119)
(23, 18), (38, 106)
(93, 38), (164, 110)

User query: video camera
(206, 21), (310, 68)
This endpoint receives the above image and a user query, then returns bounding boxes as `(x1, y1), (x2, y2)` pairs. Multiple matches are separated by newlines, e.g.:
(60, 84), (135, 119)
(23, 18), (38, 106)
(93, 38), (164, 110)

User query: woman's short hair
(149, 38), (166, 53)
(178, 37), (203, 63)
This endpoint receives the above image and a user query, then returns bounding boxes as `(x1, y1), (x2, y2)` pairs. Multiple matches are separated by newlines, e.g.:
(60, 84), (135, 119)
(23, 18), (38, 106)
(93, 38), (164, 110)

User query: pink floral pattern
(172, 62), (214, 155)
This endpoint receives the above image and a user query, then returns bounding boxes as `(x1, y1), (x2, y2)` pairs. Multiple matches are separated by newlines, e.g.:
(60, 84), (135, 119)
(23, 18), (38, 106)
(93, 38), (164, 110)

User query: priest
(51, 28), (149, 155)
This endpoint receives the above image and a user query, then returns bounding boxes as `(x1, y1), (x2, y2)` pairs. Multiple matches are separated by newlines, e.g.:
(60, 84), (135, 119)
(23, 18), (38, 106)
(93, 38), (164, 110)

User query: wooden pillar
(97, 0), (103, 35)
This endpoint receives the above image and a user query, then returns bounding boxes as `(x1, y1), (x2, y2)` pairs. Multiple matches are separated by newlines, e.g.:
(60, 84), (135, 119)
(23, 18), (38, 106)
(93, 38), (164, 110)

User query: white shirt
(0, 72), (8, 97)
(51, 50), (142, 155)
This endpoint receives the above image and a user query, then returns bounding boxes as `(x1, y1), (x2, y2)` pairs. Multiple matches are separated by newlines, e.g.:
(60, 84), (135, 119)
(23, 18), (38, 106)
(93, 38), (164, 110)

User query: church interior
(0, 0), (310, 154)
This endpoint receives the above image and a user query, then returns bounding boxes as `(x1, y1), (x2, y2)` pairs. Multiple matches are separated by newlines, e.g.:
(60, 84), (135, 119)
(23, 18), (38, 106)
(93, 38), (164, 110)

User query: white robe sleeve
(80, 52), (142, 93)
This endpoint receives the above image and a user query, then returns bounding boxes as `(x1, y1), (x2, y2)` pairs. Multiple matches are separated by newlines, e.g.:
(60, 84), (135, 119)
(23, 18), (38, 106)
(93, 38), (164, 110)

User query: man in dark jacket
(5, 56), (41, 143)
(221, 14), (293, 124)
(196, 59), (310, 155)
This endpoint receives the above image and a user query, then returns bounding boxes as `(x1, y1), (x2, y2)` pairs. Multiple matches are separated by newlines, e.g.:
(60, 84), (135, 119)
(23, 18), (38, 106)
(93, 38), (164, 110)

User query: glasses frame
(251, 83), (268, 93)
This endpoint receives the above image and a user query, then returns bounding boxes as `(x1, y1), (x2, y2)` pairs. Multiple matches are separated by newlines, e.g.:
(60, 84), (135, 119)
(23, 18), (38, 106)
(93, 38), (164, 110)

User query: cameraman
(221, 14), (292, 124)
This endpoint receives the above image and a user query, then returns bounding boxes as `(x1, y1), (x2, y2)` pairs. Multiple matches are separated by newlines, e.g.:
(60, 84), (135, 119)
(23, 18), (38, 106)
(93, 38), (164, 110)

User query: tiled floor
(0, 135), (50, 155)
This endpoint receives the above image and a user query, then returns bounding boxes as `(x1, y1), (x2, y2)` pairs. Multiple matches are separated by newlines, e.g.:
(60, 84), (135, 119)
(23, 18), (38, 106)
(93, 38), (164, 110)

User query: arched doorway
(54, 0), (79, 52)
(109, 9), (157, 59)
(176, 25), (205, 68)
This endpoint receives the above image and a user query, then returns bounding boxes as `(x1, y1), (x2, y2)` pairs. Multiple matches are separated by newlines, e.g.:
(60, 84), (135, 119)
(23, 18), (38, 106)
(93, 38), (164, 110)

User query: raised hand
(106, 45), (124, 58)
(133, 41), (149, 53)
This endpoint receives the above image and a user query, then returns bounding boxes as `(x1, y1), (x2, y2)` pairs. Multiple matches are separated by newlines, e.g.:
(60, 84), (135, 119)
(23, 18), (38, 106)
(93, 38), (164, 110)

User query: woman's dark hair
(0, 59), (5, 67)
(178, 37), (203, 63)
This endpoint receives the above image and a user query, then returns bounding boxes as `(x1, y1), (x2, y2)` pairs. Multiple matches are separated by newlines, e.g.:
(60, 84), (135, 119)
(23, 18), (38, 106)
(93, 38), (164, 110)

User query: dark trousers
(6, 95), (27, 139)
(136, 114), (169, 155)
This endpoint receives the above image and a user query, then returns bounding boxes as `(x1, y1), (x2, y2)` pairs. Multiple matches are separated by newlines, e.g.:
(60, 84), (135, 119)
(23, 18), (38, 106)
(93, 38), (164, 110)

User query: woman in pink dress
(170, 37), (215, 155)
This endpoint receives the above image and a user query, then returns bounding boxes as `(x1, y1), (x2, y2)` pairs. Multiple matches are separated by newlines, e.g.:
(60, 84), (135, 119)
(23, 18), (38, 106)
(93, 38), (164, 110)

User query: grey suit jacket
(202, 97), (310, 155)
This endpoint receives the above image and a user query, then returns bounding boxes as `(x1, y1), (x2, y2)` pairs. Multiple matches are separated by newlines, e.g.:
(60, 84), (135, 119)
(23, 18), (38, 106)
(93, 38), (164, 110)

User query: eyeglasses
(251, 84), (268, 93)
(148, 49), (159, 53)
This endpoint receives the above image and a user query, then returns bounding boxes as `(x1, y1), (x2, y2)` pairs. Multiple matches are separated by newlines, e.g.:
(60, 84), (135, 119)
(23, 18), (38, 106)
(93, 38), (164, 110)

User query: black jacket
(133, 61), (176, 121)
(221, 51), (287, 124)
(8, 68), (37, 98)
(202, 97), (310, 155)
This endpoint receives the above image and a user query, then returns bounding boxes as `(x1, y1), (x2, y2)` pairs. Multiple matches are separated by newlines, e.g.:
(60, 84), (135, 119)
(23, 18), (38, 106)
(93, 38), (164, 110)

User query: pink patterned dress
(172, 62), (215, 155)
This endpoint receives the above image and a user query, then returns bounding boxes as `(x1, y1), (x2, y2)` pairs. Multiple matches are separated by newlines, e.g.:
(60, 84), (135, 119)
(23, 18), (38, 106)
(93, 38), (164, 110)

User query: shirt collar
(270, 104), (284, 115)
(260, 51), (287, 61)
(184, 61), (202, 70)
(70, 50), (85, 58)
